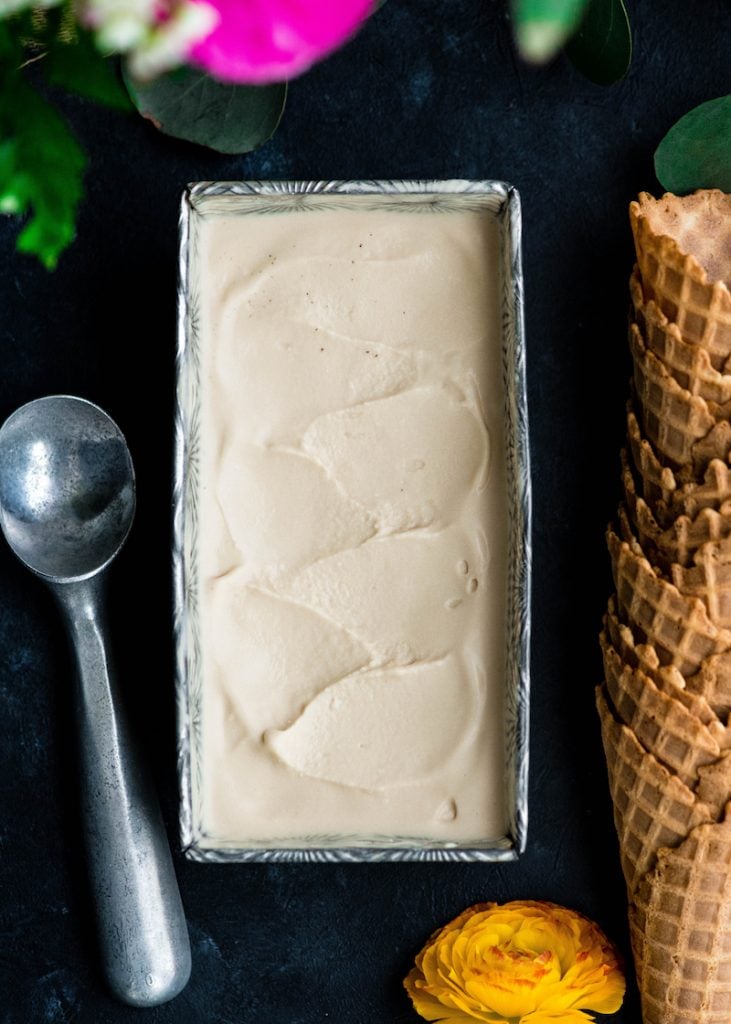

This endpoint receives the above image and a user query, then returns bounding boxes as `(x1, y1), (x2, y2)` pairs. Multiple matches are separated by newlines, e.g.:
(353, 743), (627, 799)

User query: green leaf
(44, 26), (133, 111)
(655, 95), (731, 195)
(124, 66), (286, 154)
(512, 0), (591, 63)
(565, 0), (631, 85)
(0, 62), (86, 268)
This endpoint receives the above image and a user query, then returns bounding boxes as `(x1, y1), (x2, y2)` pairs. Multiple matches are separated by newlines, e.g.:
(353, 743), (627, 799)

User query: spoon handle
(55, 576), (191, 1007)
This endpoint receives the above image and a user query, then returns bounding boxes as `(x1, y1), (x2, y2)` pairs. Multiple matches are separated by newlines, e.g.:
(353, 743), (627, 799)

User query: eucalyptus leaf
(655, 95), (731, 194)
(512, 0), (590, 63)
(565, 0), (631, 85)
(124, 66), (286, 154)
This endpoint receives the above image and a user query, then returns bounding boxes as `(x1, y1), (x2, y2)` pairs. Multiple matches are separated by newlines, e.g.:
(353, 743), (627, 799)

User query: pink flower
(189, 0), (373, 84)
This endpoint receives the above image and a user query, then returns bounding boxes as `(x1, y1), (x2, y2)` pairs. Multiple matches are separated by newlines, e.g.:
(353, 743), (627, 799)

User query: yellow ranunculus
(404, 900), (625, 1024)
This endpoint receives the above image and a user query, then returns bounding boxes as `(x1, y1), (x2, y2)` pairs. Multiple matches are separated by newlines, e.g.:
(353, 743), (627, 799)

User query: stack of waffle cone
(601, 190), (731, 1023)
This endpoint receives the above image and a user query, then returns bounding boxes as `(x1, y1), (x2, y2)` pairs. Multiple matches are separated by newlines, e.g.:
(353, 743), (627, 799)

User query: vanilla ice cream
(189, 194), (509, 846)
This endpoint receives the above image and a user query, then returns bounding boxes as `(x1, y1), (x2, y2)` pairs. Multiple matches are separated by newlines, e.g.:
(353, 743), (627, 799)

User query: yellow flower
(404, 900), (625, 1024)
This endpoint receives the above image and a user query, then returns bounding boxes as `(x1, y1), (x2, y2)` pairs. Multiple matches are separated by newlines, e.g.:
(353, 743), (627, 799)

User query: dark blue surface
(1, 2), (730, 1021)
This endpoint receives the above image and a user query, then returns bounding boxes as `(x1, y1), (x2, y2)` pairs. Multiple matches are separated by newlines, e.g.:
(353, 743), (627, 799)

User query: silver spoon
(0, 395), (190, 1007)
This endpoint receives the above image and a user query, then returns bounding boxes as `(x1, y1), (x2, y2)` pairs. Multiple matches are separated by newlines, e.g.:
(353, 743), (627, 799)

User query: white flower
(76, 0), (215, 77)
(77, 0), (157, 49)
(127, 1), (216, 79)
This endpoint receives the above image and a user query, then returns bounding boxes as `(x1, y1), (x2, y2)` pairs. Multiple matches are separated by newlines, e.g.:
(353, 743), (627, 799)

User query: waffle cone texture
(603, 190), (731, 1023)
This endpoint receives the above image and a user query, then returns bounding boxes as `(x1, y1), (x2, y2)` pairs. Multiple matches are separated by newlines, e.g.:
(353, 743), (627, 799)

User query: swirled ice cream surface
(193, 199), (508, 845)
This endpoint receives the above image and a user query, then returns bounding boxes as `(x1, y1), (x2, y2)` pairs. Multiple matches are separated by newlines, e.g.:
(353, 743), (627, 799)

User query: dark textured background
(0, 2), (729, 1021)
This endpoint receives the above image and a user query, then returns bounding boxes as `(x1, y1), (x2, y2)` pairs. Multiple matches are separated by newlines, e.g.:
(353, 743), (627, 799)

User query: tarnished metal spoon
(0, 395), (190, 1007)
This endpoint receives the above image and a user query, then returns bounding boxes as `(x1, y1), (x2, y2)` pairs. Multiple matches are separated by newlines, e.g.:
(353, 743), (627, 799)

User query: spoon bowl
(0, 396), (135, 580)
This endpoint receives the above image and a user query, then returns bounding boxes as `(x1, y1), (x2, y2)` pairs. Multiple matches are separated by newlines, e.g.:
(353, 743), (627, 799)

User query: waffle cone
(689, 421), (731, 477)
(605, 594), (731, 718)
(622, 452), (731, 568)
(672, 539), (731, 629)
(617, 501), (642, 550)
(627, 405), (680, 512)
(629, 808), (731, 1024)
(631, 323), (718, 468)
(686, 654), (731, 719)
(630, 191), (731, 370)
(631, 268), (731, 408)
(696, 754), (731, 817)
(601, 633), (722, 786)
(597, 685), (713, 896)
(618, 476), (672, 570)
(621, 489), (666, 570)
(675, 460), (731, 522)
(603, 192), (731, 1024)
(621, 444), (641, 506)
(663, 507), (731, 570)
(608, 528), (731, 674)
(627, 406), (731, 523)
(604, 600), (726, 733)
